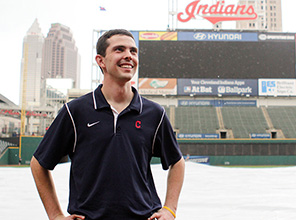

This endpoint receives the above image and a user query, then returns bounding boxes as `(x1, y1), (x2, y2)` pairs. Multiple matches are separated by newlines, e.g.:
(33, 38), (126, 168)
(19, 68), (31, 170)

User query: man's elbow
(30, 156), (44, 173)
(171, 157), (185, 171)
(30, 156), (38, 170)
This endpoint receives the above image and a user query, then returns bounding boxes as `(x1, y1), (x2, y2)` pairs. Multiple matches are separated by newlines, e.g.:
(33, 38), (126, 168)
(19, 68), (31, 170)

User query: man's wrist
(163, 206), (176, 218)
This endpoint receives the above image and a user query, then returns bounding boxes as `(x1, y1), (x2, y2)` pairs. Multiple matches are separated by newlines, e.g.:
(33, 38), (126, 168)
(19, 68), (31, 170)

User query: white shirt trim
(65, 103), (77, 152)
(110, 105), (119, 134)
(152, 107), (165, 154)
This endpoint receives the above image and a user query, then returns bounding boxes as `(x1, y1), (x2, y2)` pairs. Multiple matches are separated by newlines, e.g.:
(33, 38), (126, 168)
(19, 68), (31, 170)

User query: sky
(0, 0), (295, 105)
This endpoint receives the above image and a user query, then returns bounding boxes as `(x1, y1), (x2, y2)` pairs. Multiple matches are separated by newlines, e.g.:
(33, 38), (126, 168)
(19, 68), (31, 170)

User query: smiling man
(31, 29), (185, 220)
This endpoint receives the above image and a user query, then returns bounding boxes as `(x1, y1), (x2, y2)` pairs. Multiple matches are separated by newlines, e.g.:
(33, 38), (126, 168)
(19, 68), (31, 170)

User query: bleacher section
(219, 107), (269, 138)
(267, 107), (296, 138)
(163, 106), (170, 117)
(175, 106), (219, 134)
(0, 139), (16, 155)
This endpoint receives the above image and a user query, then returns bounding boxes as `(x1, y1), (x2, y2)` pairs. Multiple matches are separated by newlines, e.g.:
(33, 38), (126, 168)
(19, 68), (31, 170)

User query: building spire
(27, 18), (43, 36)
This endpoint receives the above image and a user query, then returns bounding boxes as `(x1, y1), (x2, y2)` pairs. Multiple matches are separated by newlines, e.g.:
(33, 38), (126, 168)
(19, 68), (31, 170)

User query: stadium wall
(19, 136), (43, 165)
(0, 147), (19, 165)
(179, 139), (296, 165)
(1, 137), (296, 166)
(0, 136), (70, 165)
(209, 156), (296, 166)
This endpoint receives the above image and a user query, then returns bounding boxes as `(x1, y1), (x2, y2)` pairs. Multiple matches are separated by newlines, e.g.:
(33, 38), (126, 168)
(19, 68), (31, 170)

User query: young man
(31, 29), (185, 220)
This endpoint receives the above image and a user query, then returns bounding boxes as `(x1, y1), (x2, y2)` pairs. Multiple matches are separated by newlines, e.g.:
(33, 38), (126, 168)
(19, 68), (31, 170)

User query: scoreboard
(137, 31), (296, 79)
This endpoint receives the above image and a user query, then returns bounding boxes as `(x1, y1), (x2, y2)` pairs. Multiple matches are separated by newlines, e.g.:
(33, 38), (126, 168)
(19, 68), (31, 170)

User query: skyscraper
(42, 23), (80, 88)
(236, 0), (282, 32)
(19, 19), (44, 106)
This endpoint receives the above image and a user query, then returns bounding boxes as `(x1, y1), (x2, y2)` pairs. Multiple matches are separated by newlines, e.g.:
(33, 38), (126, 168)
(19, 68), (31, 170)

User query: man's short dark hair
(96, 29), (135, 57)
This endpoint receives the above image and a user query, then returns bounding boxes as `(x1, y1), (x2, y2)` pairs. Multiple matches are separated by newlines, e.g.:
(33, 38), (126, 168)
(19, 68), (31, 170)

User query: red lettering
(235, 5), (246, 15)
(225, 5), (235, 15)
(177, 0), (257, 24)
(197, 4), (208, 15)
(177, 0), (200, 22)
(246, 6), (256, 15)
(135, 121), (141, 129)
(209, 2), (219, 14)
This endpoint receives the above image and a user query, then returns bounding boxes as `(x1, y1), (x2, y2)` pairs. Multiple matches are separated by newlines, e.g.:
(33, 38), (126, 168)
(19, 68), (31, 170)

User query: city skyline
(20, 20), (80, 108)
(1, 0), (296, 105)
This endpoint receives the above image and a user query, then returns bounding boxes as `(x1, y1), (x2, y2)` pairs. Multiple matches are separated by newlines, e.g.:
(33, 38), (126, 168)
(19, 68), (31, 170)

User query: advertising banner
(250, 133), (271, 139)
(258, 33), (295, 42)
(185, 156), (210, 165)
(178, 100), (257, 107)
(178, 32), (258, 42)
(139, 78), (177, 95)
(259, 79), (296, 96)
(178, 79), (258, 96)
(222, 100), (257, 106)
(139, 32), (177, 41)
(177, 133), (219, 139)
(178, 100), (215, 106)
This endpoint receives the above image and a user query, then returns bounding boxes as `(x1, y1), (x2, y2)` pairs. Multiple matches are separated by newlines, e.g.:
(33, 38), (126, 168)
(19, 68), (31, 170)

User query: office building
(19, 19), (44, 107)
(42, 23), (80, 89)
(236, 0), (282, 32)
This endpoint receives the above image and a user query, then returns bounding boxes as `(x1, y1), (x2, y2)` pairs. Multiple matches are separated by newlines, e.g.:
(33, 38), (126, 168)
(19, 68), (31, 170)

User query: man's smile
(118, 63), (134, 69)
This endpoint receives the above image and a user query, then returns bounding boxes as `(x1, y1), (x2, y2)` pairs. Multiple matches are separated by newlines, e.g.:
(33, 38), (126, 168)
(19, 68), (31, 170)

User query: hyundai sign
(178, 32), (258, 42)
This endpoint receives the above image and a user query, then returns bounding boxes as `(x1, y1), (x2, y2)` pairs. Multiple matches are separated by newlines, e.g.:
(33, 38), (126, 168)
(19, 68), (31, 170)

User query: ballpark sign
(177, 0), (258, 24)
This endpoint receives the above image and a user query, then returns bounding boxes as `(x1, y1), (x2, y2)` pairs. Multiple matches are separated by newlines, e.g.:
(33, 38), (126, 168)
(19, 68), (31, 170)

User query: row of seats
(267, 107), (296, 138)
(221, 107), (268, 138)
(0, 140), (12, 154)
(175, 106), (219, 134)
(167, 106), (296, 138)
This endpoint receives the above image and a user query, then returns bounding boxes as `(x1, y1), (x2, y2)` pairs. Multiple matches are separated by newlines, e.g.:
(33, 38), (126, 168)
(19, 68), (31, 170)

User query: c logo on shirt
(135, 120), (141, 129)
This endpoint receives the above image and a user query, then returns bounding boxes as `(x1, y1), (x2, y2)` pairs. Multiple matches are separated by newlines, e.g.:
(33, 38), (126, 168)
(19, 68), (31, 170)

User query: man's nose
(124, 54), (132, 61)
(124, 50), (132, 60)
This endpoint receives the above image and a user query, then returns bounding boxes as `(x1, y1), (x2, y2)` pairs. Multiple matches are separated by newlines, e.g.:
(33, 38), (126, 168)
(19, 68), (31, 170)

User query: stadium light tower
(168, 0), (178, 30)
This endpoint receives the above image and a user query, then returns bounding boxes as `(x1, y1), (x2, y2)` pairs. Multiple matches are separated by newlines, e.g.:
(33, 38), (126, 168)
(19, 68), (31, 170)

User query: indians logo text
(177, 0), (258, 24)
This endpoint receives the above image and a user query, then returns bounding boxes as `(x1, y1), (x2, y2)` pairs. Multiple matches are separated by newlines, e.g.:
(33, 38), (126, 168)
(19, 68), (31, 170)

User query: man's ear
(95, 54), (105, 69)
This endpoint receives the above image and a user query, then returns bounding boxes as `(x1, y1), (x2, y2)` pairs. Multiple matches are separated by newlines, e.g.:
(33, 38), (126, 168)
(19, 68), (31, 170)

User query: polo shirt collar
(92, 84), (143, 114)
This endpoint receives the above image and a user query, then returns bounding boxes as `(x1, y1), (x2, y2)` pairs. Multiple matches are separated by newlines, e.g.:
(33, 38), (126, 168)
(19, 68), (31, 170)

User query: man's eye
(131, 49), (137, 54)
(115, 48), (123, 52)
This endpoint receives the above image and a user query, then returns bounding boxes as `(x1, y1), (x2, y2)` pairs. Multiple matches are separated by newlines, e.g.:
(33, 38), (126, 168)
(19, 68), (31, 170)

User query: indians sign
(177, 0), (258, 24)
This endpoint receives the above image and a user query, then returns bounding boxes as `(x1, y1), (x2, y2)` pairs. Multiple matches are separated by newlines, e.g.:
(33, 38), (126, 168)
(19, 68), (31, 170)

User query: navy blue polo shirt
(34, 84), (182, 220)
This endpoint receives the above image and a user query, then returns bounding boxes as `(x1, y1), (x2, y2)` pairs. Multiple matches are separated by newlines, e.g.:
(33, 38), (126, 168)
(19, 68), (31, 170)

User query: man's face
(96, 34), (138, 83)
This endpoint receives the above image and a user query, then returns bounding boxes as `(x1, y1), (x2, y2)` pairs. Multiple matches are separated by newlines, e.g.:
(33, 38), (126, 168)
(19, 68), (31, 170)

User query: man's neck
(101, 80), (134, 114)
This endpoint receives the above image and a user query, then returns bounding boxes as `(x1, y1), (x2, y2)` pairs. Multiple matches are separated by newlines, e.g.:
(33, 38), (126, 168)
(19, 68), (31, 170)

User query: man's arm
(148, 157), (185, 220)
(30, 156), (85, 220)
